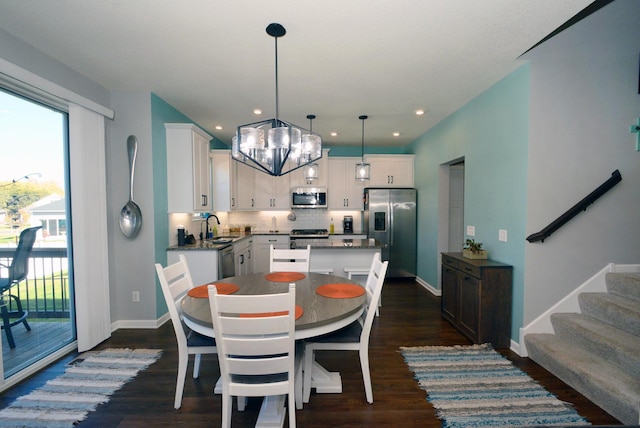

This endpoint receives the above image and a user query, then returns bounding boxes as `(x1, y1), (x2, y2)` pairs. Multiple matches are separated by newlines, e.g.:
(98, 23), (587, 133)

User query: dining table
(181, 271), (367, 428)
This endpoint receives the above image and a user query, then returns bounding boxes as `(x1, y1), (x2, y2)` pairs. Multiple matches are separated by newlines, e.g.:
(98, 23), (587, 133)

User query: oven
(289, 228), (329, 249)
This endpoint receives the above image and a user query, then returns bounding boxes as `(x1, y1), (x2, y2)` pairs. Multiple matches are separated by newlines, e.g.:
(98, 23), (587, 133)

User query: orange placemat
(316, 283), (366, 299)
(264, 272), (306, 282)
(240, 305), (304, 320)
(187, 282), (239, 298)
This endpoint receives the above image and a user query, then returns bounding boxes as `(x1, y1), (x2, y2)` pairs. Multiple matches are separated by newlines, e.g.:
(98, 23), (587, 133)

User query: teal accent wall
(150, 93), (192, 316)
(326, 145), (407, 157)
(408, 64), (529, 341)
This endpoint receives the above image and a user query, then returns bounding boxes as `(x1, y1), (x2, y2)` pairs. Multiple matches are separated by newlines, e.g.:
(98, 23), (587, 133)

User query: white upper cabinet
(328, 157), (366, 210)
(211, 150), (236, 212)
(166, 123), (213, 213)
(254, 172), (290, 210)
(365, 154), (414, 187)
(288, 149), (330, 188)
(235, 161), (257, 210)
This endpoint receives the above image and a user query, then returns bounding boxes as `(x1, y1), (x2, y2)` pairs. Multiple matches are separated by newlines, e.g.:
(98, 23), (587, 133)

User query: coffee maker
(342, 215), (354, 234)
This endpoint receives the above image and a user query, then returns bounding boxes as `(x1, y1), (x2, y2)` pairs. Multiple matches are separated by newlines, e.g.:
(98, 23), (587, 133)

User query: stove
(290, 228), (329, 239)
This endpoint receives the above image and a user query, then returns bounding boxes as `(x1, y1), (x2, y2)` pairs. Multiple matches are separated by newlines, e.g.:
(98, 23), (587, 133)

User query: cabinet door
(235, 162), (255, 210)
(366, 155), (414, 187)
(441, 264), (458, 321)
(289, 149), (330, 188)
(458, 273), (480, 341)
(166, 123), (213, 213)
(192, 132), (211, 211)
(328, 157), (364, 210)
(254, 174), (290, 210)
(211, 150), (232, 212)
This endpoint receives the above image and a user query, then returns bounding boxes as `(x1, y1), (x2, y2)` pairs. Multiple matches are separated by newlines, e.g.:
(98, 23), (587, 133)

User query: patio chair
(0, 226), (41, 349)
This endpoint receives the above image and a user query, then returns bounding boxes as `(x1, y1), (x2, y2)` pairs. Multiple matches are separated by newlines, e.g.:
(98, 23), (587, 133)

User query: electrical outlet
(499, 229), (508, 242)
(132, 291), (140, 302)
(466, 225), (475, 236)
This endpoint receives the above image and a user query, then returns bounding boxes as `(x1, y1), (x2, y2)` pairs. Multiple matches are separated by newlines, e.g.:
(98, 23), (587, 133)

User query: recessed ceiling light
(393, 132), (400, 137)
(253, 109), (262, 115)
(330, 132), (338, 137)
(415, 109), (425, 116)
(215, 125), (223, 130)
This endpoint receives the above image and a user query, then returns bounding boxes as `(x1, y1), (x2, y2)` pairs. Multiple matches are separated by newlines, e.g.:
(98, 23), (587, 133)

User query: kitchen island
(300, 238), (381, 281)
(167, 234), (381, 285)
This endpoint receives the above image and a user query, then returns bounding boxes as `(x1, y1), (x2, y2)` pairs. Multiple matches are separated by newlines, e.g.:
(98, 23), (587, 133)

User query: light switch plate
(499, 229), (508, 242)
(466, 225), (475, 236)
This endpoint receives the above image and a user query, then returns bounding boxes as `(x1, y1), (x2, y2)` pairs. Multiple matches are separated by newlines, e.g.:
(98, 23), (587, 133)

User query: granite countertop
(294, 239), (381, 250)
(167, 232), (377, 251)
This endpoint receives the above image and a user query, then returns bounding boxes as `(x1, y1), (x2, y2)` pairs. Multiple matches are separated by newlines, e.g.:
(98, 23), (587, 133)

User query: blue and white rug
(400, 343), (589, 427)
(0, 348), (162, 428)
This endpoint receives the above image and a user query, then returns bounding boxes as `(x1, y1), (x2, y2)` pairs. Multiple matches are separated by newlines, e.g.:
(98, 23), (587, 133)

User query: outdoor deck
(1, 320), (74, 377)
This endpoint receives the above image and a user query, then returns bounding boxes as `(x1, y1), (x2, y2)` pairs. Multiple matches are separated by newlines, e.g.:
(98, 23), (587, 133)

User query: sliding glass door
(0, 88), (76, 378)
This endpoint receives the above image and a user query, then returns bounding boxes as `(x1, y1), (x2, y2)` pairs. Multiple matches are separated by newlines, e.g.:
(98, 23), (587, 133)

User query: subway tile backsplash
(168, 210), (363, 245)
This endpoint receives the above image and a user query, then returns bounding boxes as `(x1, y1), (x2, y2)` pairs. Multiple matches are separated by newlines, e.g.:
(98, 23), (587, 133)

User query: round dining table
(181, 272), (367, 340)
(180, 271), (367, 427)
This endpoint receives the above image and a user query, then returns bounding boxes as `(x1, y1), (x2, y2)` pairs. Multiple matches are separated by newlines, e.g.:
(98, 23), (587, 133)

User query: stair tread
(606, 272), (640, 302)
(579, 292), (640, 336)
(551, 313), (640, 375)
(525, 333), (640, 425)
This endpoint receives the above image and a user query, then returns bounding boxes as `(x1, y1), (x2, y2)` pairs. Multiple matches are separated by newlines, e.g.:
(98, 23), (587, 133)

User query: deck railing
(0, 247), (71, 319)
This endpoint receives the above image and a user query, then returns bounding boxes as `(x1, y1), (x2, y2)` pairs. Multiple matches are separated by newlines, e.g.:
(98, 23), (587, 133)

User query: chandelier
(232, 23), (322, 176)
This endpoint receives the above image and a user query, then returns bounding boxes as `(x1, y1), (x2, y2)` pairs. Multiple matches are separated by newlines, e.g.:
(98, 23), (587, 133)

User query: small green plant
(464, 239), (484, 253)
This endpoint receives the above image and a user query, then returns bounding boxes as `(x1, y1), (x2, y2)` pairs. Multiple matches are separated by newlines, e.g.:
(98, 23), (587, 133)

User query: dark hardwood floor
(1, 279), (622, 427)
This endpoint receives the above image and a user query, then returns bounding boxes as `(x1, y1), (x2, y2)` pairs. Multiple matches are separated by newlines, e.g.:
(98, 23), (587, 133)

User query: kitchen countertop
(167, 233), (378, 251)
(294, 238), (381, 250)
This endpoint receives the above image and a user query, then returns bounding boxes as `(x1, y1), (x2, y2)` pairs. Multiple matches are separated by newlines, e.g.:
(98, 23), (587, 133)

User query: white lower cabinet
(234, 237), (253, 276)
(253, 235), (290, 273)
(167, 251), (218, 286)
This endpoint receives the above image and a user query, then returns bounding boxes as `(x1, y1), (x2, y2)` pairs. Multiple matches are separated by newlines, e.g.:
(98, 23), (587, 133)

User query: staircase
(524, 271), (640, 425)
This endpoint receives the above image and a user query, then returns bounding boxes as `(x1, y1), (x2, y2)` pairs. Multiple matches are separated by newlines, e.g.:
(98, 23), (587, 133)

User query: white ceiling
(0, 0), (595, 147)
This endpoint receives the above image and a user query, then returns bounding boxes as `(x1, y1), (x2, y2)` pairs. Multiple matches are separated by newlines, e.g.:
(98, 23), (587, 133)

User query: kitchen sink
(209, 237), (233, 244)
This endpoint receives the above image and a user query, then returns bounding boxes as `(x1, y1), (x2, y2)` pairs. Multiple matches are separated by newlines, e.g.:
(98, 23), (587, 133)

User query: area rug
(0, 348), (162, 428)
(400, 344), (589, 427)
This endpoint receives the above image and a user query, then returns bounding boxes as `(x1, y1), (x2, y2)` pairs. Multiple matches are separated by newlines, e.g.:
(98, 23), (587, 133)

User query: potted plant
(463, 239), (488, 259)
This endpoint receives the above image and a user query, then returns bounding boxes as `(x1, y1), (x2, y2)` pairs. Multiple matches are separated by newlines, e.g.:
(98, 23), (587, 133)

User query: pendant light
(355, 115), (370, 180)
(232, 23), (322, 177)
(303, 114), (320, 181)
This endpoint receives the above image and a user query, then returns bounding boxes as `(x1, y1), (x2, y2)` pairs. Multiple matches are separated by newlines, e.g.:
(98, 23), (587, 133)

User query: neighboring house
(25, 195), (66, 237)
(0, 1), (637, 357)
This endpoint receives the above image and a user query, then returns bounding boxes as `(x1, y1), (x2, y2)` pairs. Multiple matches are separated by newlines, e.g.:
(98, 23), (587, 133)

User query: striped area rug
(0, 348), (161, 428)
(400, 344), (589, 427)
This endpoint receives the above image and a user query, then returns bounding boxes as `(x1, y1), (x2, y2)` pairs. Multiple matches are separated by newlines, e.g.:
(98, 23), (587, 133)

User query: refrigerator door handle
(389, 203), (394, 246)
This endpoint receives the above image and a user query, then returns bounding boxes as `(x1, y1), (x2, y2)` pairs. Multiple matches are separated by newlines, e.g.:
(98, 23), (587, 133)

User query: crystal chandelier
(232, 23), (322, 176)
(355, 115), (371, 180)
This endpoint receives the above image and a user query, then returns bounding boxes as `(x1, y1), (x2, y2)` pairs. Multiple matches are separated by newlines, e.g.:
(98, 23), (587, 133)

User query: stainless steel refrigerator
(364, 188), (417, 278)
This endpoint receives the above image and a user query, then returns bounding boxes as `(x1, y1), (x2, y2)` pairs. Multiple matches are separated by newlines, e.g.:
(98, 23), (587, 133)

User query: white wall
(523, 1), (640, 323)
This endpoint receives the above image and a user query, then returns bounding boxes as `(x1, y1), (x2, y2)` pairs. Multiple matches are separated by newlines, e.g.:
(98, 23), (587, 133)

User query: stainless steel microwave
(291, 187), (327, 209)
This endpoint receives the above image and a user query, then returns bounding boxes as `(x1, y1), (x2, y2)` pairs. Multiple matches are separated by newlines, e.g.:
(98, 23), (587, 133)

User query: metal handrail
(526, 169), (622, 243)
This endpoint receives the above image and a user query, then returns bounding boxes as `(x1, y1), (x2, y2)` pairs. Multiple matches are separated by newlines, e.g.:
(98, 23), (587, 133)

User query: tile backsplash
(168, 210), (363, 246)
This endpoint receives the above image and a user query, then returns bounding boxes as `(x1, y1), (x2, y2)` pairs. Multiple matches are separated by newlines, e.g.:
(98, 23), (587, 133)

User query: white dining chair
(269, 244), (311, 272)
(208, 282), (300, 428)
(155, 255), (217, 409)
(302, 252), (388, 404)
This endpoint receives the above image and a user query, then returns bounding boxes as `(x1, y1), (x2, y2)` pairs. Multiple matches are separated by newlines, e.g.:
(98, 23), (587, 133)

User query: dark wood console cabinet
(441, 252), (513, 348)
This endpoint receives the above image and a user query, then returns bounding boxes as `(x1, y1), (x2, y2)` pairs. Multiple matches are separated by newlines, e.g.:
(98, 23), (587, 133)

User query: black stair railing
(526, 169), (622, 243)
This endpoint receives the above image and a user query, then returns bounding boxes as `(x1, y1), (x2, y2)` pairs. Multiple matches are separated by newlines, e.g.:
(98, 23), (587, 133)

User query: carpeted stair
(524, 272), (640, 425)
